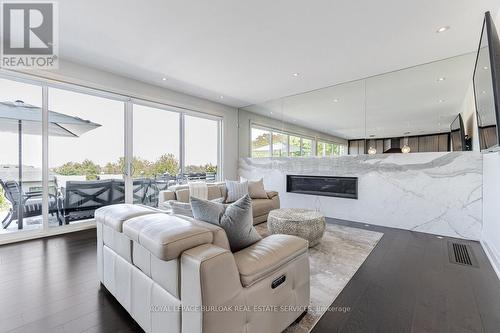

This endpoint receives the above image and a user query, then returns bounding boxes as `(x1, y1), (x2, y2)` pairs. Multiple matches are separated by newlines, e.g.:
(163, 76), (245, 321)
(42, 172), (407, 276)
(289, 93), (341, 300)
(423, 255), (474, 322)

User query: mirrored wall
(239, 52), (477, 156)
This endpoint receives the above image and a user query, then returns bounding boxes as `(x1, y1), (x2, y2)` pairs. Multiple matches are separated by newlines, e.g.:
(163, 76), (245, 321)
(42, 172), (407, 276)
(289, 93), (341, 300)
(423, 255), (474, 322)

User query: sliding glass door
(48, 88), (125, 227)
(184, 115), (220, 181)
(131, 103), (180, 207)
(0, 73), (223, 240)
(0, 78), (43, 234)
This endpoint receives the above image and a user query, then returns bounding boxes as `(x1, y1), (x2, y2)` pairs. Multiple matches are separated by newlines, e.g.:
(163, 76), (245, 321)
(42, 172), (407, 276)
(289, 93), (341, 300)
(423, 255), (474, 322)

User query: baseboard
(480, 239), (500, 281)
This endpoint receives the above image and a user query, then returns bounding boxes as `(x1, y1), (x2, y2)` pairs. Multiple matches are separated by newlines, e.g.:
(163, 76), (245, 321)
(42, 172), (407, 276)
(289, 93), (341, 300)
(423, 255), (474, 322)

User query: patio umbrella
(0, 100), (101, 229)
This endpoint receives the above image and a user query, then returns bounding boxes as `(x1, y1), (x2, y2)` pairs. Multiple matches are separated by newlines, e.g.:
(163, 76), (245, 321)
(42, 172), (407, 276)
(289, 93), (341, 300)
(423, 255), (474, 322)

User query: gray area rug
(255, 222), (383, 333)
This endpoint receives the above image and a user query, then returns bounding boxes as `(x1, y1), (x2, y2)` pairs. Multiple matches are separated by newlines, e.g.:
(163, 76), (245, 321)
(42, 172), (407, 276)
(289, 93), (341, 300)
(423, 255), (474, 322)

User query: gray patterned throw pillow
(225, 180), (248, 203)
(190, 194), (261, 252)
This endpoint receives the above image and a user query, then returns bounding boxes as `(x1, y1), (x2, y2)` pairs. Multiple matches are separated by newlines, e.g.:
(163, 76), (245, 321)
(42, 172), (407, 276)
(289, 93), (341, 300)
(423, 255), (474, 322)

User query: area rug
(255, 222), (383, 333)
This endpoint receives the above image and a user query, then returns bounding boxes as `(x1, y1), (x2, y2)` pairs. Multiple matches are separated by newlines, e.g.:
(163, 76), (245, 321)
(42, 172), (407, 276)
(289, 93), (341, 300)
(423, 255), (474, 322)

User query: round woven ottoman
(268, 208), (326, 247)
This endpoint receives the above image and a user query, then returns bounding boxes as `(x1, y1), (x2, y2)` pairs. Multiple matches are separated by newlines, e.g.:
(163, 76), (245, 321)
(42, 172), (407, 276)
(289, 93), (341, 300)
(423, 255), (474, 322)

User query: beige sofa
(158, 182), (280, 225)
(95, 204), (310, 333)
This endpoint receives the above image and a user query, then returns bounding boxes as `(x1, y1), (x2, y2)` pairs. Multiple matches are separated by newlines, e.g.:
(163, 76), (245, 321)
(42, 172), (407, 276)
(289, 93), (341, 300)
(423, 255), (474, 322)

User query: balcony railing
(1, 172), (217, 231)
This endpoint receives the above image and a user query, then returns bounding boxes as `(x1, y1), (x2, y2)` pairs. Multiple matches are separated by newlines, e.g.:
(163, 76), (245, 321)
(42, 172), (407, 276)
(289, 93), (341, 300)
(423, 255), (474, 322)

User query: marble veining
(240, 152), (483, 240)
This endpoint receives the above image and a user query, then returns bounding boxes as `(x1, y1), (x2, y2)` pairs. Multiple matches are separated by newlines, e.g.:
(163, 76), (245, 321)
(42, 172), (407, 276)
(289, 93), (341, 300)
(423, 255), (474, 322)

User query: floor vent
(448, 242), (478, 267)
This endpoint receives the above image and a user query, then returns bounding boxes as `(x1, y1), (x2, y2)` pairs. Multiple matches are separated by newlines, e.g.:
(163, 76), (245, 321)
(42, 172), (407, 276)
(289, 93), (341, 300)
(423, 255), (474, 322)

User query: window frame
(250, 123), (346, 158)
(0, 70), (223, 244)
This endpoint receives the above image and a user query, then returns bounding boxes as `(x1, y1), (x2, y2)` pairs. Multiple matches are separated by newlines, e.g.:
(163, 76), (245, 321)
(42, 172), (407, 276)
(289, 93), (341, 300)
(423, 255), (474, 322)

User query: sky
(0, 78), (218, 172)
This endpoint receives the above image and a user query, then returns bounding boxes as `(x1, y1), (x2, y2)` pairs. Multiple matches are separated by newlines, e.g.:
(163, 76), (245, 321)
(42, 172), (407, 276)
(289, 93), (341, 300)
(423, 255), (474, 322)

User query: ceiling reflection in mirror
(240, 52), (477, 154)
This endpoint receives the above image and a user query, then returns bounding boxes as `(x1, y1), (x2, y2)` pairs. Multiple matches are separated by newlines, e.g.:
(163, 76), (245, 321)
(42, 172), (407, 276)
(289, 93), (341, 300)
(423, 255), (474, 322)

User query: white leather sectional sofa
(95, 204), (310, 333)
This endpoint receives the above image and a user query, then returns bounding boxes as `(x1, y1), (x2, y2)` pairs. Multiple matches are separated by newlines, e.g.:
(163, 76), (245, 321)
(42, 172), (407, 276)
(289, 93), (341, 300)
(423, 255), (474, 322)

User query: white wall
(482, 152), (500, 278)
(8, 60), (240, 179)
(238, 109), (348, 157)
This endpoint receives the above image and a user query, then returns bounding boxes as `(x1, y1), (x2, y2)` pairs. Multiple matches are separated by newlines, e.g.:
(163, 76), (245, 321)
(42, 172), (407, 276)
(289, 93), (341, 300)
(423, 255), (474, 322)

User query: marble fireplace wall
(239, 152), (483, 240)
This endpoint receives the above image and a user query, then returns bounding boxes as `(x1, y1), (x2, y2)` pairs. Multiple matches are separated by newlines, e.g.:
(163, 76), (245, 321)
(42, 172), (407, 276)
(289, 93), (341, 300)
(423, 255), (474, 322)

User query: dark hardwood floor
(313, 219), (500, 333)
(1, 220), (499, 333)
(0, 229), (141, 333)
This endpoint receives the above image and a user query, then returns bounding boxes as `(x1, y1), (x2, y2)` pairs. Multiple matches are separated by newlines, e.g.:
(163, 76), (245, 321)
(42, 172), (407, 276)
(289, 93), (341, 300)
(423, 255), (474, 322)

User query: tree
(0, 187), (8, 210)
(252, 133), (271, 149)
(51, 154), (219, 180)
(103, 157), (124, 174)
(80, 159), (101, 180)
(151, 154), (179, 176)
(53, 159), (101, 180)
(185, 163), (217, 174)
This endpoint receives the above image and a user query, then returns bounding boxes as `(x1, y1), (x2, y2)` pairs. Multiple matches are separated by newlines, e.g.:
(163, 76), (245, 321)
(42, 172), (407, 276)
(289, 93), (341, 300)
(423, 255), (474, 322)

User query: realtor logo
(1, 1), (58, 68)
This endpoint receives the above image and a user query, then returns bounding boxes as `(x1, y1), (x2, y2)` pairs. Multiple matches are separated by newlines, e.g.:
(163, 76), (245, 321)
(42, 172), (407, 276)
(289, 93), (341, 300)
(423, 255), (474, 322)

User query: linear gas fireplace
(286, 175), (358, 199)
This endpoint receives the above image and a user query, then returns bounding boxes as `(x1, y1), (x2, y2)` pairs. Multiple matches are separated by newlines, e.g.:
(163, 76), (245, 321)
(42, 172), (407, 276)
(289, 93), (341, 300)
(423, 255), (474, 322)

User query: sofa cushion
(207, 185), (223, 200)
(251, 198), (274, 218)
(190, 194), (261, 252)
(95, 204), (157, 232)
(174, 215), (231, 250)
(175, 189), (190, 203)
(123, 213), (213, 260)
(234, 234), (308, 287)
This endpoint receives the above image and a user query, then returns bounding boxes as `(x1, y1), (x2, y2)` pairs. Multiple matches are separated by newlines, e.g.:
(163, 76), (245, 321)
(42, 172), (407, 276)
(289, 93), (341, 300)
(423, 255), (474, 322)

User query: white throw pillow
(225, 180), (248, 203)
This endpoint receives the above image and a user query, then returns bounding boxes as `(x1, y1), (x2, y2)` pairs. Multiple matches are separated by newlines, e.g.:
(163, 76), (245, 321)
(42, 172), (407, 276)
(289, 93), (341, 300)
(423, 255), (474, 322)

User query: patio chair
(1, 179), (62, 229)
(61, 179), (114, 224)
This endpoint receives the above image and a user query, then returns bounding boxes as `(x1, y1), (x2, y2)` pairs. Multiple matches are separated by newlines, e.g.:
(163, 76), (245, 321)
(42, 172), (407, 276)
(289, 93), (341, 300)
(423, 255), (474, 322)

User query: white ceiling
(243, 53), (477, 139)
(57, 0), (499, 107)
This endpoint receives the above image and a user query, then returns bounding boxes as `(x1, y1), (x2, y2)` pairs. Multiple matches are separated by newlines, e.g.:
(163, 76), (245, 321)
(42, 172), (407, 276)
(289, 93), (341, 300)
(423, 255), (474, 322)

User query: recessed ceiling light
(436, 236), (444, 239)
(436, 26), (450, 33)
(162, 77), (167, 81)
(437, 77), (446, 82)
(333, 98), (339, 103)
(219, 95), (224, 99)
(483, 66), (489, 70)
(270, 111), (273, 115)
(439, 99), (445, 103)
(482, 90), (487, 94)
(292, 72), (299, 77)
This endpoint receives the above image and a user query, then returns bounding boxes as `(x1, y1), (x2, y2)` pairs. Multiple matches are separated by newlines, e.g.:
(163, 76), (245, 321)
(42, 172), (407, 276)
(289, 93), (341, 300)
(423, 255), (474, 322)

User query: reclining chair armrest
(234, 234), (308, 287)
(158, 190), (176, 204)
(266, 191), (279, 199)
(267, 191), (280, 210)
(181, 244), (245, 333)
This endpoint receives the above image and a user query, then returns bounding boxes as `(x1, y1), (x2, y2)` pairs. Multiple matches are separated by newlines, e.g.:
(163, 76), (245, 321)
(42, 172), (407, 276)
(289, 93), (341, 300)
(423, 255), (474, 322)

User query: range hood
(384, 138), (402, 153)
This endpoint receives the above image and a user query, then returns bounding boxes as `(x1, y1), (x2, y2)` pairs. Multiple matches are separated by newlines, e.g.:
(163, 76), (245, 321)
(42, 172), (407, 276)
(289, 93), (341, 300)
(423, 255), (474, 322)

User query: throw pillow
(240, 177), (268, 199)
(225, 180), (248, 203)
(190, 194), (261, 252)
(169, 198), (226, 218)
